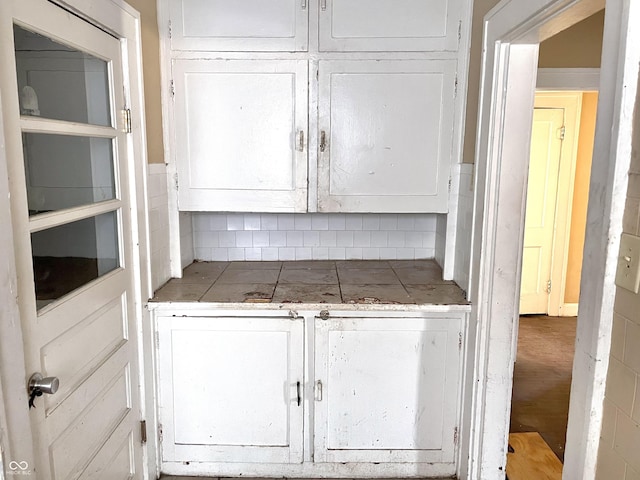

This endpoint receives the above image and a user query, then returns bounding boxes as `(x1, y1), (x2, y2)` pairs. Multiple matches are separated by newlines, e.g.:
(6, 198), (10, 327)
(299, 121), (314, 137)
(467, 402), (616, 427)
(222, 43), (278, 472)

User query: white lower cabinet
(157, 316), (305, 463)
(155, 310), (464, 477)
(314, 316), (462, 464)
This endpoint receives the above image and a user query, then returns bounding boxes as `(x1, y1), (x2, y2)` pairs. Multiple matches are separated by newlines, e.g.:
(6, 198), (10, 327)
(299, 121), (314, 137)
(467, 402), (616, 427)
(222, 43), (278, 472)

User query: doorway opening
(511, 89), (599, 462)
(463, 0), (640, 475)
(510, 14), (602, 469)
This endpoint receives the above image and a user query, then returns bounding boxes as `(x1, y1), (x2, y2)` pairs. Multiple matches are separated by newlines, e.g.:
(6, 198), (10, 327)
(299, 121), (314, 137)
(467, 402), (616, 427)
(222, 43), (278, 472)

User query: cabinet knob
(315, 380), (323, 401)
(319, 130), (327, 153)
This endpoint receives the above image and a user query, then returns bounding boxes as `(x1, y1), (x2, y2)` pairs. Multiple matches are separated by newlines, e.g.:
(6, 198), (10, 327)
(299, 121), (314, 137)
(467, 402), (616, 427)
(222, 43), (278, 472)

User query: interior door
(520, 108), (564, 314)
(2, 1), (144, 477)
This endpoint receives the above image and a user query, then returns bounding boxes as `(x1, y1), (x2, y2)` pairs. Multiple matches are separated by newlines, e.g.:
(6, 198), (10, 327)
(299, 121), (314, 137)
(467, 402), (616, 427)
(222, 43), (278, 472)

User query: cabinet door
(318, 0), (463, 52)
(314, 316), (462, 465)
(169, 0), (308, 51)
(173, 59), (308, 212)
(157, 316), (305, 464)
(317, 60), (455, 213)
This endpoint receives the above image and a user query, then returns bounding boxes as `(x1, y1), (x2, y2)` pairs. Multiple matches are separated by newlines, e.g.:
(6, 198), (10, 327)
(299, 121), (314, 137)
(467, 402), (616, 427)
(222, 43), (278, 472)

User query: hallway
(510, 315), (577, 461)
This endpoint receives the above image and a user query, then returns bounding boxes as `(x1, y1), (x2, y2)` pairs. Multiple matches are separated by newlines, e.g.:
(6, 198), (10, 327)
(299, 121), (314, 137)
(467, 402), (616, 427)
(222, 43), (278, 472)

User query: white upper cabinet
(318, 0), (463, 52)
(162, 0), (470, 213)
(169, 0), (309, 51)
(317, 60), (455, 213)
(173, 59), (308, 212)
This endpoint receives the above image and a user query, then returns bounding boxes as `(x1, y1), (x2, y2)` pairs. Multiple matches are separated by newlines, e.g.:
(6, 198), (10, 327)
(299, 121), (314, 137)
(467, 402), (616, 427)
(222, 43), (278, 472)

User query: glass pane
(23, 133), (115, 215)
(32, 211), (120, 309)
(13, 24), (111, 127)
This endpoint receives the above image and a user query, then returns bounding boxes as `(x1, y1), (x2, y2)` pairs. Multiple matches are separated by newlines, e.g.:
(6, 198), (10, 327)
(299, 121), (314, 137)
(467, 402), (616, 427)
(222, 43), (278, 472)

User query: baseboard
(560, 303), (579, 317)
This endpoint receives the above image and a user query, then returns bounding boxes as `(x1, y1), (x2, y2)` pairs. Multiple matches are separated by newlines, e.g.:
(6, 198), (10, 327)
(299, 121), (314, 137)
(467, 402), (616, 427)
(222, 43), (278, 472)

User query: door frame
(463, 1), (639, 480)
(0, 0), (155, 478)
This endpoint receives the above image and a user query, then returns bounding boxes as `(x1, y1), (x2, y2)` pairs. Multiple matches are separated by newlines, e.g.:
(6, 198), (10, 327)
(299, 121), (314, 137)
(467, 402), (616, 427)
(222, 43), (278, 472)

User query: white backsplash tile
(147, 164), (171, 290)
(191, 213), (438, 261)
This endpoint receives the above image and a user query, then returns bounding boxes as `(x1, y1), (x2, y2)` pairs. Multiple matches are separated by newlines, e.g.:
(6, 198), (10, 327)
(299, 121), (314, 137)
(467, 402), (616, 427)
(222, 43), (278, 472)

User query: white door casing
(520, 108), (564, 314)
(0, 0), (152, 478)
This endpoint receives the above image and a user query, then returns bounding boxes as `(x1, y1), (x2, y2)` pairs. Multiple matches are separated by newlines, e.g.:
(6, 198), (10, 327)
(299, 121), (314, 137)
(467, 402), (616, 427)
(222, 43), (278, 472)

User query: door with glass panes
(0, 0), (144, 477)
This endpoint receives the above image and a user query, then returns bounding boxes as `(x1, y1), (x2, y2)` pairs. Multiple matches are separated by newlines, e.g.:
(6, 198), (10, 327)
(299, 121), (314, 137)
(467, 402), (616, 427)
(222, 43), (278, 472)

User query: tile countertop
(150, 260), (469, 306)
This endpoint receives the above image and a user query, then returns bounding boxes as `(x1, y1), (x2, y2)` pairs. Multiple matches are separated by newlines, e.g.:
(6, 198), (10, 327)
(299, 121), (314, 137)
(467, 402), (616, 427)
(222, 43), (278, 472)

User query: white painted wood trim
(561, 303), (579, 316)
(466, 0), (607, 479)
(156, 0), (183, 278)
(537, 68), (600, 90)
(443, 162), (474, 281)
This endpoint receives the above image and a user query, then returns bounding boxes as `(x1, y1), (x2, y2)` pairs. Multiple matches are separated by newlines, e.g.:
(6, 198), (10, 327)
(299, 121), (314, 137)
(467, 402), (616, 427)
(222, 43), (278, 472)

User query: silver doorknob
(29, 372), (60, 395)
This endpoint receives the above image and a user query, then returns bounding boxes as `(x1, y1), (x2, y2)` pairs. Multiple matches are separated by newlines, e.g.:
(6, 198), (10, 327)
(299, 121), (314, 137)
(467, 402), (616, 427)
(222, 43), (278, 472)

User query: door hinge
(122, 108), (132, 134)
(454, 74), (458, 98)
(454, 427), (459, 446)
(158, 424), (163, 444)
(458, 332), (463, 351)
(140, 420), (147, 444)
(547, 279), (552, 294)
(170, 79), (175, 98)
(174, 172), (179, 191)
(458, 20), (462, 45)
(168, 20), (172, 39)
(558, 126), (566, 140)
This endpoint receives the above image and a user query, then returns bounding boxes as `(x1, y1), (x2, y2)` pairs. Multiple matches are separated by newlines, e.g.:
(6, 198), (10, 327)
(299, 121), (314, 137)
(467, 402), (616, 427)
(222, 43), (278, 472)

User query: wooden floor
(506, 432), (563, 480)
(510, 315), (577, 461)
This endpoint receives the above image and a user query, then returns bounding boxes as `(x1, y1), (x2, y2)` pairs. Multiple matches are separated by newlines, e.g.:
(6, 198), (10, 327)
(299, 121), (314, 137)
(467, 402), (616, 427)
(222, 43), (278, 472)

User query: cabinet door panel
(314, 316), (462, 465)
(170, 0), (308, 51)
(158, 316), (304, 464)
(319, 0), (463, 51)
(174, 60), (308, 211)
(318, 60), (455, 212)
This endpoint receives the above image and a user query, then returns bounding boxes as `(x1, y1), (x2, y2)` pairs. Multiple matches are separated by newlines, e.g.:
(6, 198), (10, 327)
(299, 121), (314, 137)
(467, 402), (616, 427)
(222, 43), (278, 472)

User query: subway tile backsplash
(191, 213), (438, 261)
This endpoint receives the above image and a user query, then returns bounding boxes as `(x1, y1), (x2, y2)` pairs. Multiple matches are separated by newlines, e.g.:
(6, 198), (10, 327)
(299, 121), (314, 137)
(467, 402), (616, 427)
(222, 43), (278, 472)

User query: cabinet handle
(319, 130), (327, 152)
(296, 381), (302, 406)
(316, 380), (323, 401)
(320, 0), (327, 11)
(297, 130), (305, 152)
(301, 0), (307, 9)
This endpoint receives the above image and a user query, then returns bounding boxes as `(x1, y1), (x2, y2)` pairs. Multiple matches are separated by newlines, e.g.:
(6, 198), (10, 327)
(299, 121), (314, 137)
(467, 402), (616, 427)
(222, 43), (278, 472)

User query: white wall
(596, 78), (640, 479)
